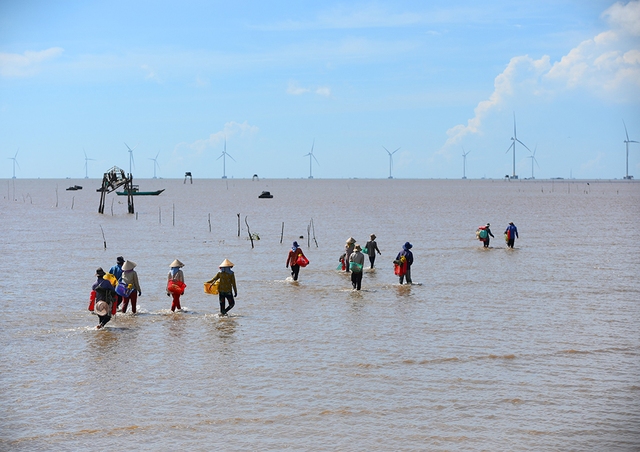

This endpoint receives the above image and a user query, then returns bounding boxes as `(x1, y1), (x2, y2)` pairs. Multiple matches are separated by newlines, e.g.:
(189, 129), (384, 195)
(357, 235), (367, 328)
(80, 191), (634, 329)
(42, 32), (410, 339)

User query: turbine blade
(623, 120), (630, 142)
(506, 143), (514, 154)
(515, 139), (532, 153)
(312, 154), (319, 164)
(124, 142), (133, 151)
(382, 146), (390, 155)
(217, 153), (224, 160)
(393, 147), (400, 155)
(227, 153), (236, 162)
(629, 140), (640, 144)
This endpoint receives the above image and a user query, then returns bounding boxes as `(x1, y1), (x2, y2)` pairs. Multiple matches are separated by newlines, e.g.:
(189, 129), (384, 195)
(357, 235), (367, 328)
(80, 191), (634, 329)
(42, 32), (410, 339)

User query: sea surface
(1, 178), (639, 451)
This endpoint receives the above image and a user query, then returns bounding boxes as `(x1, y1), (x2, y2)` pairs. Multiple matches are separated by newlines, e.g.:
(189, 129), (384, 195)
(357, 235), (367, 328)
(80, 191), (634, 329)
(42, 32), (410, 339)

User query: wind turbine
(527, 145), (539, 179)
(383, 146), (400, 179)
(149, 151), (160, 179)
(124, 142), (137, 175)
(623, 120), (639, 180)
(304, 139), (319, 179)
(217, 137), (235, 179)
(83, 149), (96, 179)
(462, 147), (470, 179)
(8, 149), (20, 179)
(505, 112), (531, 179)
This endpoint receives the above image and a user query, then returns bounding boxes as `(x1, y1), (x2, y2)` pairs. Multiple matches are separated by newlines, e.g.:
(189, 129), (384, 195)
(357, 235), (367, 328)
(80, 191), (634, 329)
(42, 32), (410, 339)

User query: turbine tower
(149, 152), (160, 179)
(124, 142), (137, 175)
(8, 149), (20, 179)
(304, 139), (319, 179)
(527, 145), (539, 179)
(623, 120), (639, 180)
(462, 147), (470, 179)
(217, 137), (235, 179)
(84, 149), (95, 179)
(383, 146), (400, 179)
(505, 113), (531, 179)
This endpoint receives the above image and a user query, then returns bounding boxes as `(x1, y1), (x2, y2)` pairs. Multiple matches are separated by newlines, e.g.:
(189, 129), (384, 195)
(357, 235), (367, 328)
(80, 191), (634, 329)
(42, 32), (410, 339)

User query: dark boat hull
(116, 189), (165, 196)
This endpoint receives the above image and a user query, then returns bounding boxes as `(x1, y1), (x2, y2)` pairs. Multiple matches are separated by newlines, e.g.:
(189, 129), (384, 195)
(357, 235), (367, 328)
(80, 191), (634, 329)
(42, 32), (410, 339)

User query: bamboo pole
(237, 213), (240, 237)
(245, 216), (254, 249)
(100, 225), (107, 250)
(280, 222), (284, 244)
(208, 213), (212, 232)
(172, 203), (175, 226)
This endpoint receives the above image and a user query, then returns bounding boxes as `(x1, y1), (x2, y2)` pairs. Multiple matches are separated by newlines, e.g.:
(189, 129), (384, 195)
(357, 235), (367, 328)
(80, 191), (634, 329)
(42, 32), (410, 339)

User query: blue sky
(1, 0), (639, 179)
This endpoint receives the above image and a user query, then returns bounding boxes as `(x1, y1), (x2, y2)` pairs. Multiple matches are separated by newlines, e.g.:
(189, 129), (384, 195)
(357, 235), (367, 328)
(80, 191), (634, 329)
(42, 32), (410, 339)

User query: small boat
(116, 185), (165, 196)
(66, 185), (83, 191)
(258, 191), (273, 199)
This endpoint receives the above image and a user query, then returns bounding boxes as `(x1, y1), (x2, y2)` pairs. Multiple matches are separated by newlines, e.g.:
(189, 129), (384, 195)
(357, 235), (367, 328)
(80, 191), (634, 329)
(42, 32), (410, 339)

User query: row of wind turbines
(6, 121), (639, 179)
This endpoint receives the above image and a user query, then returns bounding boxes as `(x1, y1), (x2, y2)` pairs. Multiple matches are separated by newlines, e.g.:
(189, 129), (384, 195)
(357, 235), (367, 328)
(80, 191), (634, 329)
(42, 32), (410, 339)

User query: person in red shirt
(286, 241), (306, 281)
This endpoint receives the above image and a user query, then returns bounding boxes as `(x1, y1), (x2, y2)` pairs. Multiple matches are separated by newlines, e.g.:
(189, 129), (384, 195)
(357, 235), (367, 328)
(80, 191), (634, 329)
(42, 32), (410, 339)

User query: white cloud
(441, 0), (640, 152)
(287, 81), (309, 95)
(0, 47), (64, 77)
(315, 86), (331, 97)
(287, 80), (332, 97)
(177, 121), (259, 156)
(141, 64), (161, 83)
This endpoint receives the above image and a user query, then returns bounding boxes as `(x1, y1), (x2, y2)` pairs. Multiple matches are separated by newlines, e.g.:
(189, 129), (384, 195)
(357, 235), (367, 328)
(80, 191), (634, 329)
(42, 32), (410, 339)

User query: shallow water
(1, 178), (639, 451)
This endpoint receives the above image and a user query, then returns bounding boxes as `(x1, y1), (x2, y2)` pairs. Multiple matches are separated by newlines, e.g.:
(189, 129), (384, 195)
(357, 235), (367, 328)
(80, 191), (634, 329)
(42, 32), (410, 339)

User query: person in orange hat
(205, 259), (238, 316)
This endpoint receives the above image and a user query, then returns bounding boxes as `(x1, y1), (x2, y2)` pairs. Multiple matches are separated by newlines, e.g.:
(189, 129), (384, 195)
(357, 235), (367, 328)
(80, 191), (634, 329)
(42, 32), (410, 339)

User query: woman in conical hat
(120, 260), (142, 314)
(92, 267), (116, 329)
(343, 237), (357, 273)
(364, 233), (382, 269)
(167, 259), (186, 312)
(205, 259), (238, 316)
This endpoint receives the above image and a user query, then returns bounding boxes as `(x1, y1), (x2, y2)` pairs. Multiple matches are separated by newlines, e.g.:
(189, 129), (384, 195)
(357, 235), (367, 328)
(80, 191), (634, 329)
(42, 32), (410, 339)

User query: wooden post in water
(71, 196), (75, 210)
(159, 206), (162, 224)
(245, 216), (254, 249)
(237, 213), (240, 237)
(172, 203), (175, 226)
(208, 213), (212, 232)
(100, 225), (107, 250)
(307, 222), (311, 248)
(55, 186), (59, 207)
(280, 222), (284, 244)
(311, 218), (318, 247)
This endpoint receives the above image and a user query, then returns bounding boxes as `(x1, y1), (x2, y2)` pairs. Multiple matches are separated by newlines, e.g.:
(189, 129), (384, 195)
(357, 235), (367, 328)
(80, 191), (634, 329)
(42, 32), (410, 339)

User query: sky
(1, 0), (639, 180)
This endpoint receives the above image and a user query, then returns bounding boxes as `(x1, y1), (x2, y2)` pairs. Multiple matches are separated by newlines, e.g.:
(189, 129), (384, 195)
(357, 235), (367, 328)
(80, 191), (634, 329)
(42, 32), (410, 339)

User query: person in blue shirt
(395, 242), (414, 285)
(109, 256), (125, 309)
(505, 222), (519, 248)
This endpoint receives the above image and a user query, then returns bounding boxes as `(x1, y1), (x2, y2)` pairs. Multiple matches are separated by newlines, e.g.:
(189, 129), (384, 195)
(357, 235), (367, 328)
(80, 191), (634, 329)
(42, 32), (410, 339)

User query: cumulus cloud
(315, 86), (331, 97)
(0, 47), (64, 77)
(442, 0), (640, 151)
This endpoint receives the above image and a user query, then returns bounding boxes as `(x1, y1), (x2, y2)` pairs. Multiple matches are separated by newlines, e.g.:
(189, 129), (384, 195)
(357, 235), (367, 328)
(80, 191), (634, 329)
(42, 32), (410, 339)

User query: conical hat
(94, 300), (109, 316)
(170, 259), (184, 268)
(122, 260), (137, 271)
(346, 237), (355, 244)
(219, 259), (234, 268)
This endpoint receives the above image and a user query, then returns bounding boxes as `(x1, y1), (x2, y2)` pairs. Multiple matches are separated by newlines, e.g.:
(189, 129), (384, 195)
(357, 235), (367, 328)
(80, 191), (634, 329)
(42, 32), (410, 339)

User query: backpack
(477, 226), (488, 240)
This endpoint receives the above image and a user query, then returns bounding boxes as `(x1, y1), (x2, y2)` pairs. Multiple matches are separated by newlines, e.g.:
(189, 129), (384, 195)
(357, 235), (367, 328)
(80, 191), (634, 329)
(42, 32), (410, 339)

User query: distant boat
(116, 185), (165, 196)
(66, 185), (83, 191)
(258, 191), (273, 199)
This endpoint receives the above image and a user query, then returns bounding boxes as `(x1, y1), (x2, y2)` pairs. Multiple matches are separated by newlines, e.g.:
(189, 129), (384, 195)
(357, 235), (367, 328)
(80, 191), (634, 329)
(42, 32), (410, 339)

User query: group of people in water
(90, 223), (518, 329)
(91, 256), (237, 329)
(476, 222), (519, 249)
